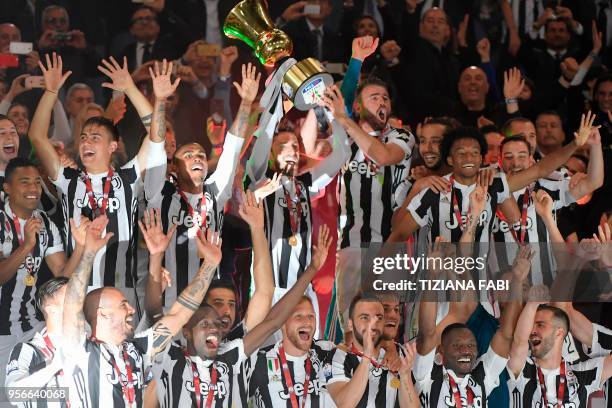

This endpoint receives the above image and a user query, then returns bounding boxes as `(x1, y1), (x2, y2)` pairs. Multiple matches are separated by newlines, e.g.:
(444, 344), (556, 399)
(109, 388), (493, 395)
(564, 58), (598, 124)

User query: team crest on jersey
(370, 365), (383, 377)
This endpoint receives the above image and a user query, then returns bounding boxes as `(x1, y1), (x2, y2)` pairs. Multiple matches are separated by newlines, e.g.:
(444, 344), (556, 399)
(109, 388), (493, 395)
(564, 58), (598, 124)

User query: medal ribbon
(449, 176), (471, 232)
(177, 190), (207, 239)
(283, 181), (303, 239)
(448, 373), (474, 408)
(278, 346), (312, 408)
(81, 169), (114, 218)
(536, 360), (566, 408)
(91, 336), (136, 406)
(41, 331), (70, 408)
(184, 350), (217, 408)
(12, 213), (34, 275)
(496, 185), (531, 243)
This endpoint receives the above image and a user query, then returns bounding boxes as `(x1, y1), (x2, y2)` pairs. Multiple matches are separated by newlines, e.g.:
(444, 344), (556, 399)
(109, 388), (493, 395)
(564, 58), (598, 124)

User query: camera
(53, 32), (73, 42)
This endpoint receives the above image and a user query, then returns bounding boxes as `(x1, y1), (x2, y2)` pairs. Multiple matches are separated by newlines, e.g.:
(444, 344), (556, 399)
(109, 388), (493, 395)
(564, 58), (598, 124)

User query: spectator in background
(482, 125), (505, 165)
(283, 0), (345, 63)
(118, 6), (179, 72)
(64, 83), (94, 130)
(0, 24), (40, 83)
(37, 6), (100, 85)
(535, 110), (567, 157)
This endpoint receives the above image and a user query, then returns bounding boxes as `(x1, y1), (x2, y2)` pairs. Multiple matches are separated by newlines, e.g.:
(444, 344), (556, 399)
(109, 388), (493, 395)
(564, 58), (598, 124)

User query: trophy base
(282, 58), (334, 111)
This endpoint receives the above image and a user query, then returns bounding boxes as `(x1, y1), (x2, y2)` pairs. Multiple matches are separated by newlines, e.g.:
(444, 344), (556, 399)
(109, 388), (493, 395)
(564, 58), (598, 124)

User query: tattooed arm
(136, 60), (179, 177)
(148, 230), (222, 357)
(62, 216), (114, 349)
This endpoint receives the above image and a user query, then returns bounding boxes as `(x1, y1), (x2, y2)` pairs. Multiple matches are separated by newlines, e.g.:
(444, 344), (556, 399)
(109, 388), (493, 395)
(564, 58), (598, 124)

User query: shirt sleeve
(51, 166), (70, 190)
(5, 342), (37, 386)
(479, 345), (509, 395)
(206, 132), (244, 207)
(588, 323), (612, 357)
(413, 348), (435, 383)
(324, 348), (351, 385)
(386, 130), (415, 160)
(407, 188), (435, 227)
(571, 357), (606, 392)
(494, 173), (511, 203)
(44, 218), (64, 256)
(556, 177), (576, 209)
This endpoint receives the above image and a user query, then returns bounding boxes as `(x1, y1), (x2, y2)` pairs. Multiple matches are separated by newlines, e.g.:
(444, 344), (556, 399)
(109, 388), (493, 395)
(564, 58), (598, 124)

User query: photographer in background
(36, 6), (100, 86)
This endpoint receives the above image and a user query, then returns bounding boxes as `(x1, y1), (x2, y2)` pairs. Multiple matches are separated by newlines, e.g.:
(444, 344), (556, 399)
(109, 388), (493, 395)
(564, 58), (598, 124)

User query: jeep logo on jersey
(444, 211), (488, 230)
(279, 378), (322, 399)
(342, 160), (378, 178)
(491, 216), (534, 234)
(20, 255), (42, 272)
(107, 365), (145, 389)
(75, 195), (121, 213)
(185, 379), (228, 397)
(444, 394), (483, 407)
(173, 211), (211, 229)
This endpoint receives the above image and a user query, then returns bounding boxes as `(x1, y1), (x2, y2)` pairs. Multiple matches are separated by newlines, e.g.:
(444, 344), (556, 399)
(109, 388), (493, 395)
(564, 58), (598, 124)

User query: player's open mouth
(2, 144), (15, 154)
(298, 328), (311, 341)
(191, 163), (204, 172)
(530, 337), (541, 346)
(24, 194), (39, 200)
(82, 149), (96, 158)
(462, 164), (476, 169)
(377, 108), (387, 121)
(457, 357), (472, 364)
(206, 335), (219, 349)
(423, 154), (439, 162)
(219, 316), (231, 328)
(384, 320), (398, 328)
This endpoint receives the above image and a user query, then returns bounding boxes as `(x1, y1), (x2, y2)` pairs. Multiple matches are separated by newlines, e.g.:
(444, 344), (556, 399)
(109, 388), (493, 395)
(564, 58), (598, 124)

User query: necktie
(312, 28), (323, 60)
(364, 0), (385, 35)
(518, 0), (526, 35)
(142, 43), (152, 64)
(599, 2), (609, 48)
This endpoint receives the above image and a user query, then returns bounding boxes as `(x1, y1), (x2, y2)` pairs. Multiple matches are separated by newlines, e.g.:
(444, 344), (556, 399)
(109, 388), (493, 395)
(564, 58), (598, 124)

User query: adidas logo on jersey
(444, 211), (488, 230)
(279, 379), (322, 399)
(342, 160), (378, 178)
(76, 196), (122, 213)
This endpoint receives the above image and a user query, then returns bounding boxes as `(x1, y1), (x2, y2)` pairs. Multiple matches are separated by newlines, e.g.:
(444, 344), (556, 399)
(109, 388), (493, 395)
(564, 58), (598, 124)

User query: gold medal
(390, 377), (401, 389)
(288, 235), (297, 246)
(24, 274), (36, 286)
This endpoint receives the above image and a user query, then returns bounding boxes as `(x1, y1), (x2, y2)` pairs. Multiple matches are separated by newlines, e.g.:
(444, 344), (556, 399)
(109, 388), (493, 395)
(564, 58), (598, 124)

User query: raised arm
(29, 53), (71, 181)
(98, 56), (153, 129)
(397, 342), (419, 408)
(507, 112), (595, 192)
(507, 286), (548, 376)
(208, 63), (260, 205)
(335, 114), (406, 167)
(568, 127), (604, 199)
(139, 208), (177, 322)
(62, 216), (114, 349)
(148, 229), (221, 357)
(417, 237), (444, 355)
(242, 225), (332, 356)
(309, 85), (351, 193)
(239, 190), (274, 330)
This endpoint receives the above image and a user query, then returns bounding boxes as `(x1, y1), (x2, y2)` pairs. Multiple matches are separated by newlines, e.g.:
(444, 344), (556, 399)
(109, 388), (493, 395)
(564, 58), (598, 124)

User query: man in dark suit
(163, 0), (239, 50)
(282, 0), (345, 63)
(117, 6), (179, 72)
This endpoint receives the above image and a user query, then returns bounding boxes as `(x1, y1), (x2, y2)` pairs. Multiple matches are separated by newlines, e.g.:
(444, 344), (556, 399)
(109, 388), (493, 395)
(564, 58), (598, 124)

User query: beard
(354, 327), (382, 349)
(360, 109), (386, 131)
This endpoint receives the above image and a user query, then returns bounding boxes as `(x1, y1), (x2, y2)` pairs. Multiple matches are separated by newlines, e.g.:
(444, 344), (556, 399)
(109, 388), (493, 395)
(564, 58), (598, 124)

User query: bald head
(84, 287), (136, 344)
(0, 24), (21, 52)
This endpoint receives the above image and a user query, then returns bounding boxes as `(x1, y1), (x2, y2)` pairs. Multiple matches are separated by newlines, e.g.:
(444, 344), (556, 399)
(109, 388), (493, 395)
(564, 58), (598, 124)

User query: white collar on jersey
(187, 353), (215, 368)
(275, 340), (311, 361)
(443, 366), (473, 389)
(367, 126), (392, 138)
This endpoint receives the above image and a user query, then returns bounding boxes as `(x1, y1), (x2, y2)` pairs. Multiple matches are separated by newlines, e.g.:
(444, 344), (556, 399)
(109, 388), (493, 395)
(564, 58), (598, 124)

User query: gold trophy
(224, 0), (333, 111)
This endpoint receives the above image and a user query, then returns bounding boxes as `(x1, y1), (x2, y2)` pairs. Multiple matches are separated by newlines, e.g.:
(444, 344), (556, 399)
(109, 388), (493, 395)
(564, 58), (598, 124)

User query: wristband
(589, 51), (598, 59)
(505, 98), (518, 105)
(46, 89), (58, 94)
(219, 74), (231, 82)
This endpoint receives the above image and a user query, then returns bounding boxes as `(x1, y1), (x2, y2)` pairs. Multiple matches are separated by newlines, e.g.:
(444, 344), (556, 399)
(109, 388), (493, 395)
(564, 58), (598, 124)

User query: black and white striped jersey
(490, 176), (575, 285)
(258, 172), (314, 290)
(407, 173), (511, 244)
(62, 329), (155, 408)
(507, 356), (605, 408)
(338, 128), (415, 248)
(152, 339), (247, 408)
(413, 346), (508, 408)
(0, 203), (63, 336)
(52, 159), (144, 289)
(245, 340), (335, 408)
(151, 133), (242, 307)
(5, 328), (69, 408)
(589, 323), (612, 357)
(323, 346), (400, 407)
